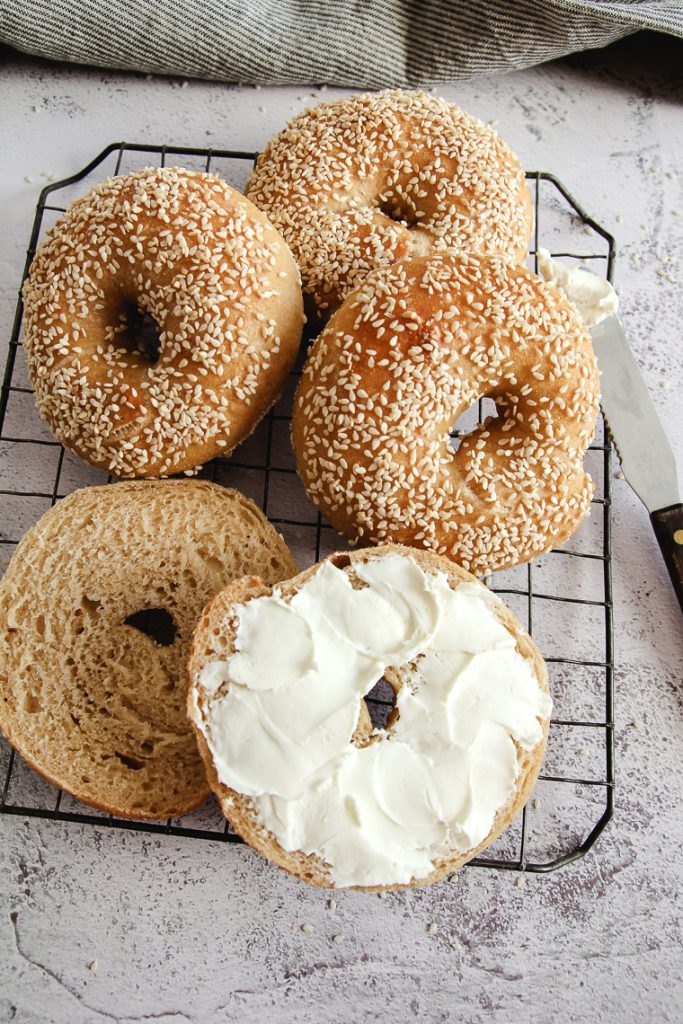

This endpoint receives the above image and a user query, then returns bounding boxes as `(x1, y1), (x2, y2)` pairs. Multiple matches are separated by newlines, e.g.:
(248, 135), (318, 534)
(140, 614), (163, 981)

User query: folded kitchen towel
(1, 0), (682, 86)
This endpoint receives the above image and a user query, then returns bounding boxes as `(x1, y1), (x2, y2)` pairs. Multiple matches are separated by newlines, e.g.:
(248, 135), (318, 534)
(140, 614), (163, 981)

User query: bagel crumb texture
(0, 481), (297, 819)
(291, 252), (600, 575)
(246, 89), (533, 314)
(22, 166), (304, 478)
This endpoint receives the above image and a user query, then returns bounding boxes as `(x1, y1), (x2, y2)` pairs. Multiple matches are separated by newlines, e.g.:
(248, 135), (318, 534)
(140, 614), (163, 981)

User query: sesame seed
(291, 250), (600, 576)
(22, 165), (301, 478)
(332, 933), (344, 944)
(301, 923), (314, 934)
(245, 89), (532, 316)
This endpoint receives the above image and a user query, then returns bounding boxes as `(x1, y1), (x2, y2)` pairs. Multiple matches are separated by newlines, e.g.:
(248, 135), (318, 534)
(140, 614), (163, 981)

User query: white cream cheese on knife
(537, 247), (618, 326)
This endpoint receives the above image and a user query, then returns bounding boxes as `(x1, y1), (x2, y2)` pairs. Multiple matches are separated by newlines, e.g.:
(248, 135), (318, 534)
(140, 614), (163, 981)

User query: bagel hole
(449, 398), (498, 453)
(114, 301), (162, 365)
(124, 608), (177, 647)
(377, 197), (420, 229)
(365, 676), (396, 731)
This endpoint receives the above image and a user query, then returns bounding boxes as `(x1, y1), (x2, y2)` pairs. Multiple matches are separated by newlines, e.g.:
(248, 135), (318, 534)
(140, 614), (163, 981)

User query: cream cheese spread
(192, 554), (551, 887)
(537, 247), (618, 326)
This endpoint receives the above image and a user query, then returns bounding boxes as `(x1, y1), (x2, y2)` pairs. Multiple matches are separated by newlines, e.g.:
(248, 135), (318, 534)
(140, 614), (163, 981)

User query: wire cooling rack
(0, 142), (615, 873)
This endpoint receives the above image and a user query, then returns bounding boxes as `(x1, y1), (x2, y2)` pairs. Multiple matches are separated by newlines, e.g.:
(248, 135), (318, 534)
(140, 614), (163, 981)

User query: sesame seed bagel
(0, 481), (297, 819)
(246, 89), (532, 316)
(22, 167), (304, 478)
(188, 545), (550, 890)
(292, 253), (600, 575)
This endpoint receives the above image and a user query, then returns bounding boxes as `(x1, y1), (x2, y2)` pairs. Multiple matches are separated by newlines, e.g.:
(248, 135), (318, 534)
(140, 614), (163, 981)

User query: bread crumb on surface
(426, 922), (438, 934)
(532, 797), (541, 810)
(88, 961), (98, 972)
(327, 898), (336, 911)
(301, 923), (314, 934)
(332, 933), (344, 944)
(515, 875), (525, 887)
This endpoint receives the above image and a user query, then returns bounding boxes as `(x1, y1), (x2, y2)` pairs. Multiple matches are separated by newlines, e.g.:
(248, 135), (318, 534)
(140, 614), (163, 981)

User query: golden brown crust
(22, 167), (304, 478)
(291, 252), (600, 575)
(188, 543), (550, 890)
(0, 481), (298, 820)
(246, 89), (533, 316)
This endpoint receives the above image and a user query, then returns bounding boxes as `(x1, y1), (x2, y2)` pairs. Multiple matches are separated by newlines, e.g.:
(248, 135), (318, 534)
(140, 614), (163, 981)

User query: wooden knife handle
(650, 503), (683, 613)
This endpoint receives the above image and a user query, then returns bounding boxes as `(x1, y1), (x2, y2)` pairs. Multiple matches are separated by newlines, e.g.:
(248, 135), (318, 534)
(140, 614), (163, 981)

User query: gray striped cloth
(1, 0), (682, 86)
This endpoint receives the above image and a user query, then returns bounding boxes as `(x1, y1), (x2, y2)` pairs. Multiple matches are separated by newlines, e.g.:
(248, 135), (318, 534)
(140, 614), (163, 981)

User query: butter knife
(591, 314), (683, 612)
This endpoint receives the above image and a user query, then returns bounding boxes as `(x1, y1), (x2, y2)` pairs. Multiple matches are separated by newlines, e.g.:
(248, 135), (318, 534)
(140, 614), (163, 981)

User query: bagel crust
(22, 167), (304, 478)
(246, 89), (533, 315)
(291, 253), (600, 575)
(188, 545), (550, 890)
(0, 481), (297, 819)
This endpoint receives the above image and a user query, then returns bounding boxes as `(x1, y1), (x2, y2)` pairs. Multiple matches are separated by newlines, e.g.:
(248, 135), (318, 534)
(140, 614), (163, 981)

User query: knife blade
(591, 314), (683, 611)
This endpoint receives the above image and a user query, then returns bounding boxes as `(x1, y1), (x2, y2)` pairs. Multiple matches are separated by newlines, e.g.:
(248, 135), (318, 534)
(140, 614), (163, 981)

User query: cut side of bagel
(0, 481), (297, 819)
(188, 543), (550, 890)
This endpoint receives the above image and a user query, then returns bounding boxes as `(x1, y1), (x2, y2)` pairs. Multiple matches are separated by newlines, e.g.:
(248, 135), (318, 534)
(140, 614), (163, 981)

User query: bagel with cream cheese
(188, 544), (551, 890)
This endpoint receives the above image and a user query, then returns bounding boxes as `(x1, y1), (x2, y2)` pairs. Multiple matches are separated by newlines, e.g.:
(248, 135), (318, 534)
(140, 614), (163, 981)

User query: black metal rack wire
(0, 142), (615, 873)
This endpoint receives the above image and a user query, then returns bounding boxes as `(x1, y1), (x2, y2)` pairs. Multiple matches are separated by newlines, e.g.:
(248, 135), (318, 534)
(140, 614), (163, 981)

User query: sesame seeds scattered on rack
(292, 252), (600, 576)
(22, 166), (302, 478)
(246, 89), (533, 315)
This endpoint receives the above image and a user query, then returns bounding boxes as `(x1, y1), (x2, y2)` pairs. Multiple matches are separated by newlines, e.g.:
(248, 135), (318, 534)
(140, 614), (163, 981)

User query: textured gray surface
(1, 35), (683, 1024)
